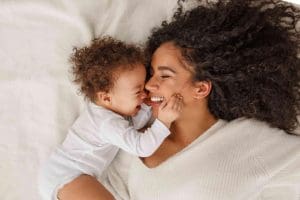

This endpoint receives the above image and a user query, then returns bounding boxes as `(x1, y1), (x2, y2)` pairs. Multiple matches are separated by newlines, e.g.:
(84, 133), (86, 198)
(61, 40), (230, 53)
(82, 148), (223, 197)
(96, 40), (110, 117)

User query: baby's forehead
(112, 64), (146, 89)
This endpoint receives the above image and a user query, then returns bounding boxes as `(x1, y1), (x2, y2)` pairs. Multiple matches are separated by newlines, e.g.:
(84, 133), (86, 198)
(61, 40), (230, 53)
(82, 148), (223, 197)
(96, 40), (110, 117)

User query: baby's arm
(100, 117), (169, 157)
(100, 95), (183, 157)
(131, 103), (152, 130)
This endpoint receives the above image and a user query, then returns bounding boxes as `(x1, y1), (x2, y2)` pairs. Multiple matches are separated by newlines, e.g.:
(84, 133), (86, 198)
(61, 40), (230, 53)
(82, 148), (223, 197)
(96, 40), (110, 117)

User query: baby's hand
(157, 94), (183, 128)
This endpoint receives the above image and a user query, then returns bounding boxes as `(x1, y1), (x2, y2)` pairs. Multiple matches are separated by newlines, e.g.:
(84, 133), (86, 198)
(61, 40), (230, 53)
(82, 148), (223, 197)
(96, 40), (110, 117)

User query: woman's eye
(160, 75), (170, 79)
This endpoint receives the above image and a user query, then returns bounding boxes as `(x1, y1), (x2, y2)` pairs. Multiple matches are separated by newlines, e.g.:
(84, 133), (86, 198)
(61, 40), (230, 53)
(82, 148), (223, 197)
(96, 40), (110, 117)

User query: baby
(39, 37), (182, 200)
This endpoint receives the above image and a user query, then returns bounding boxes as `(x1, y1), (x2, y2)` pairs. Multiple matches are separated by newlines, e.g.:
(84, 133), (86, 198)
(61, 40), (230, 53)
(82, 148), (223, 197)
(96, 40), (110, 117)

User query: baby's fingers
(173, 95), (183, 111)
(166, 95), (177, 109)
(159, 99), (168, 110)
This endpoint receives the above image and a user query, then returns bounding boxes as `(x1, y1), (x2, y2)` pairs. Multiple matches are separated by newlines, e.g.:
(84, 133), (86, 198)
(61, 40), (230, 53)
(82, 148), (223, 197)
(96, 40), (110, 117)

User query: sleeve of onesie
(99, 116), (170, 157)
(131, 103), (152, 130)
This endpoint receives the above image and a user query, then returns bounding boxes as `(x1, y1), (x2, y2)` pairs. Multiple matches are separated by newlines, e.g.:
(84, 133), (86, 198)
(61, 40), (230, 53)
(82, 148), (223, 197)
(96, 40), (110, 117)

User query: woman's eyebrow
(157, 66), (176, 74)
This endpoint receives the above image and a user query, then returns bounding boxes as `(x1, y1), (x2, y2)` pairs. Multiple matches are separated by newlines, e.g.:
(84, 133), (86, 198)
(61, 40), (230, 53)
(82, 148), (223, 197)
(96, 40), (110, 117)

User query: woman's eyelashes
(149, 67), (175, 81)
(160, 74), (171, 79)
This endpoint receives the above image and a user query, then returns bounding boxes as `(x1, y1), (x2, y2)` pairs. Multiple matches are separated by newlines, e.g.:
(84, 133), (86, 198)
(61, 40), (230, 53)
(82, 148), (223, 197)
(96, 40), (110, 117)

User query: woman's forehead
(151, 42), (195, 74)
(152, 43), (183, 66)
(153, 42), (179, 57)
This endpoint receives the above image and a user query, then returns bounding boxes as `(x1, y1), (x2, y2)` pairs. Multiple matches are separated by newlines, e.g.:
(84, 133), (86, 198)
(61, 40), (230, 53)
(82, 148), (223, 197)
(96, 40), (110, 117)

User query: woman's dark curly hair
(146, 0), (300, 133)
(70, 36), (145, 102)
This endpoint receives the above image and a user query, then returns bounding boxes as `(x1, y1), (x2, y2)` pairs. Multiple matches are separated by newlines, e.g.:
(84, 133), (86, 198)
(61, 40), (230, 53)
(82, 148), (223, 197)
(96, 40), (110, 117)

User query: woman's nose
(145, 76), (158, 92)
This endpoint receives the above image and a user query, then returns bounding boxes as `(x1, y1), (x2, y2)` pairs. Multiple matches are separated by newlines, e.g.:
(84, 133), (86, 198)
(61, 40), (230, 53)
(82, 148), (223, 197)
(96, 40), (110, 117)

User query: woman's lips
(145, 95), (164, 107)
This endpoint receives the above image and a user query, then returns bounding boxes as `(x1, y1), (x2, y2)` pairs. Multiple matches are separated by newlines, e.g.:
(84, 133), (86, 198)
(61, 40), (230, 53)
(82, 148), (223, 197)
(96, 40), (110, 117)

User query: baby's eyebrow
(157, 66), (176, 74)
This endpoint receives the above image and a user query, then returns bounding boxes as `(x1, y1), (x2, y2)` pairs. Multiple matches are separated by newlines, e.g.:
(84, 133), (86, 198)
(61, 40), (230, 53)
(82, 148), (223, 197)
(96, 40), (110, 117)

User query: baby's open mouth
(136, 105), (141, 109)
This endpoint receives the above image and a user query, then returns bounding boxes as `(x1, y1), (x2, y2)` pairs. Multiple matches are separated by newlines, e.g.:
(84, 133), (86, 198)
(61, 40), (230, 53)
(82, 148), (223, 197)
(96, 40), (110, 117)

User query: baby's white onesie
(38, 102), (169, 200)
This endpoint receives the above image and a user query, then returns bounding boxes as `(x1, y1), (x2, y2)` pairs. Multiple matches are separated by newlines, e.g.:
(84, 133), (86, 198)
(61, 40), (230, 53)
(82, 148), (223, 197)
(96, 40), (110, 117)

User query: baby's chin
(130, 105), (142, 117)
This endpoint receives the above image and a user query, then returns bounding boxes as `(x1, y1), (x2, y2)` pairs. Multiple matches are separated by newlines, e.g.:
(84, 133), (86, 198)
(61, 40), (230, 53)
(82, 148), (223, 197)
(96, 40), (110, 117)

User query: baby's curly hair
(70, 37), (145, 102)
(146, 0), (300, 133)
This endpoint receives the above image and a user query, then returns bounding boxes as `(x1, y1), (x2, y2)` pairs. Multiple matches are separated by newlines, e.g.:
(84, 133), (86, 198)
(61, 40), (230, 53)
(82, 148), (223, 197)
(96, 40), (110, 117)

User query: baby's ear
(96, 91), (111, 104)
(192, 81), (212, 99)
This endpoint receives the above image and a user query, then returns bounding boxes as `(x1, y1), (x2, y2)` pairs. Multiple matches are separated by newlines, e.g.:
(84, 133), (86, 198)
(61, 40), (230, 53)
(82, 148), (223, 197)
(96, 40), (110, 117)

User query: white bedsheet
(0, 0), (178, 199)
(0, 0), (299, 200)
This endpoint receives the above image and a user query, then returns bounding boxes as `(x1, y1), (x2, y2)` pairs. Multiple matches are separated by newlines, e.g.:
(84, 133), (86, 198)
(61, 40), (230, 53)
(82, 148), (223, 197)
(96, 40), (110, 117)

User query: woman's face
(145, 42), (195, 115)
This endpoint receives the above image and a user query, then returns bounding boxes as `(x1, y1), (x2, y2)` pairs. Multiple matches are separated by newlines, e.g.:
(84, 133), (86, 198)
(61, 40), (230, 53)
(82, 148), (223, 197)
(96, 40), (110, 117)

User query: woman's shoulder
(223, 117), (300, 140)
(256, 154), (300, 199)
(223, 117), (300, 175)
(221, 117), (300, 155)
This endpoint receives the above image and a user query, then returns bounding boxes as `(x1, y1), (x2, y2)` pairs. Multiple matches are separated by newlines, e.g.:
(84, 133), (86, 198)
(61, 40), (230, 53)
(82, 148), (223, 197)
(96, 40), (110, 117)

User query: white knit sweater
(102, 118), (300, 200)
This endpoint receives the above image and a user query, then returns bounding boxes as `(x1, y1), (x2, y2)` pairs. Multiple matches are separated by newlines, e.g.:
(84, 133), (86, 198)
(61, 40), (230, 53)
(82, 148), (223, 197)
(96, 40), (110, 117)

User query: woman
(54, 0), (300, 199)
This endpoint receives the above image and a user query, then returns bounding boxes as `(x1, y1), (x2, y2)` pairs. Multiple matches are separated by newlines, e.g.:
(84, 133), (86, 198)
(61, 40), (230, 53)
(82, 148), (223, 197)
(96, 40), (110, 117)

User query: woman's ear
(192, 81), (212, 99)
(96, 91), (111, 105)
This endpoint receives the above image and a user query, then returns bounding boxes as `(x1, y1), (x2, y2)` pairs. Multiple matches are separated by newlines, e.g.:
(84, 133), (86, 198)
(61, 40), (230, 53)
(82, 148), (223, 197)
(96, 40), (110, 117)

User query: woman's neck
(168, 103), (217, 147)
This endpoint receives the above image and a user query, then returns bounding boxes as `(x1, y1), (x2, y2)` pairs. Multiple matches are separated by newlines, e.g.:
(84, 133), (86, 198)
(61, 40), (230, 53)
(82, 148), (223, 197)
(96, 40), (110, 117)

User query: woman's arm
(58, 174), (115, 200)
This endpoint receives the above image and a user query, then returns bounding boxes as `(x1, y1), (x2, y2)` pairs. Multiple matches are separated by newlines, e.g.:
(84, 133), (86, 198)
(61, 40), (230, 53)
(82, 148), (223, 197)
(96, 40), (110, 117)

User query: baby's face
(108, 64), (147, 116)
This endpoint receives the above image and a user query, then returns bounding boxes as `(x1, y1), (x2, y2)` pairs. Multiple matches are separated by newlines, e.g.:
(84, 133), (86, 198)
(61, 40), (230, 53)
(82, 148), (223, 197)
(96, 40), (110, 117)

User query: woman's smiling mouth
(150, 96), (164, 103)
